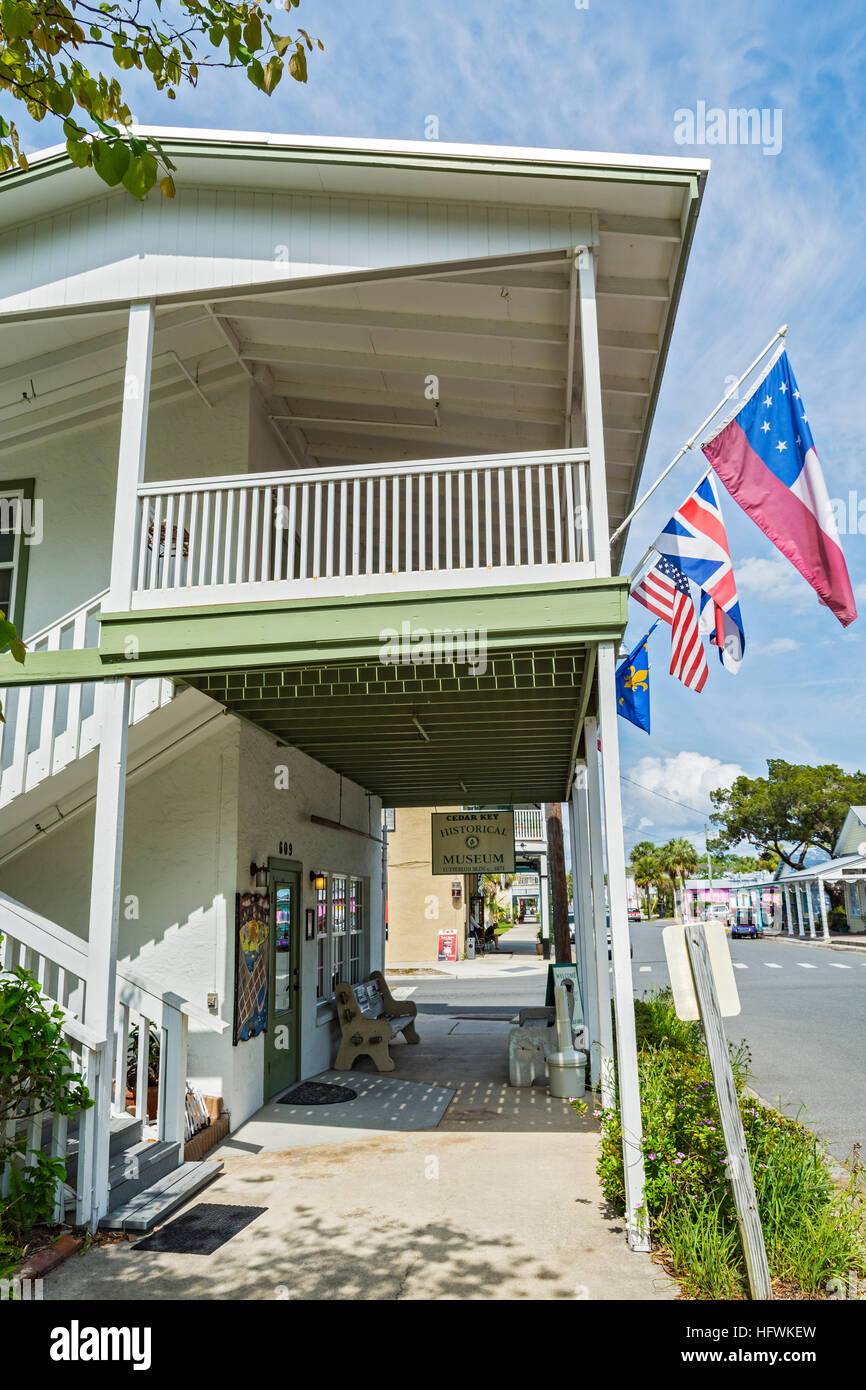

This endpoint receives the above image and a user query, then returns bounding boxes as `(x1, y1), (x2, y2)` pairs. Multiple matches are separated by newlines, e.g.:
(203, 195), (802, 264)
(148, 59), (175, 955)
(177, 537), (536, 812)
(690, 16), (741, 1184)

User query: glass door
(264, 872), (300, 1099)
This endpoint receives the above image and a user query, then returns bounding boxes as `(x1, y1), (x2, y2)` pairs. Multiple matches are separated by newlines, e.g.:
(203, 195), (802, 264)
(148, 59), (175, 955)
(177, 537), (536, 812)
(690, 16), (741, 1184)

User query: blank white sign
(662, 922), (741, 1020)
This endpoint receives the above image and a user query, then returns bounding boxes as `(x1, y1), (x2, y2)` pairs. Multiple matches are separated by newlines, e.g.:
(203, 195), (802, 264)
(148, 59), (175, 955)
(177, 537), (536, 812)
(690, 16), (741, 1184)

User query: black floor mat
(132, 1204), (267, 1254)
(277, 1081), (357, 1106)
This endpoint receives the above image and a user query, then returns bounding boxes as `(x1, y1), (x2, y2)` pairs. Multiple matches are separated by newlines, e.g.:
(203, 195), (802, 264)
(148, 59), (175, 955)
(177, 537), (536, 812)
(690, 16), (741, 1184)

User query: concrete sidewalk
(44, 1018), (676, 1301)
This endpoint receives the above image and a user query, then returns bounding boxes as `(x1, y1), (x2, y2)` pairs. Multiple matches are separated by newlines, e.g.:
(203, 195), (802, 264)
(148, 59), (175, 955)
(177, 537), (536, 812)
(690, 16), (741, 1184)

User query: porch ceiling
(185, 645), (591, 807)
(0, 136), (705, 563)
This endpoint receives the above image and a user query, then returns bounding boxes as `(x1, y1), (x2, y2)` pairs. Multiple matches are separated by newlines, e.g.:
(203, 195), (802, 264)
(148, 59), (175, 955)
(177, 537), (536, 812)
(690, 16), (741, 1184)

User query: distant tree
(631, 852), (658, 919)
(710, 760), (866, 870)
(0, 0), (322, 198)
(660, 837), (698, 919)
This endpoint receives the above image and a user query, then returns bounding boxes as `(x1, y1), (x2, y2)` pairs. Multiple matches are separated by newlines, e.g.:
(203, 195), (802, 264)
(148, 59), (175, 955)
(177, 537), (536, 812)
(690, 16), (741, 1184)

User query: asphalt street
(391, 923), (866, 1163)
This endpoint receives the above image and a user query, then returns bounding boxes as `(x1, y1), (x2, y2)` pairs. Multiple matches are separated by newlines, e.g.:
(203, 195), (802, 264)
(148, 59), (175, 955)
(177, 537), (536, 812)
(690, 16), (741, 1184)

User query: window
(349, 878), (364, 984)
(330, 874), (347, 995)
(315, 876), (329, 1000)
(315, 871), (369, 1003)
(0, 483), (34, 634)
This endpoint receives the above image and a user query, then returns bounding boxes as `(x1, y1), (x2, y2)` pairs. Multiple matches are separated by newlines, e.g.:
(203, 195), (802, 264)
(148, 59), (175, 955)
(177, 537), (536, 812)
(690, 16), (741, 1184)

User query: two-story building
(0, 128), (708, 1250)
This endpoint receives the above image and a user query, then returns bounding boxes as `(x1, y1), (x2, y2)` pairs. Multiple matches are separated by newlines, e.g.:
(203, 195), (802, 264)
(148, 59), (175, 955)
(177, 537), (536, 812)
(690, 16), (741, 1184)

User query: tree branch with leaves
(0, 0), (322, 198)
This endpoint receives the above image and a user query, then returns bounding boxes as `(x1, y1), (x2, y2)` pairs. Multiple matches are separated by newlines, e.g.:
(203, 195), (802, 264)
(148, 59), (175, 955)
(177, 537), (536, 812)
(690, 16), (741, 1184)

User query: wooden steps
(98, 1160), (224, 1234)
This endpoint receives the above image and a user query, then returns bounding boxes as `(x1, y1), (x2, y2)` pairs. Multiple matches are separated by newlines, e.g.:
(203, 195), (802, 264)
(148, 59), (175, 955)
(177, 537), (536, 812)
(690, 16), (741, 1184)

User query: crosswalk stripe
(733, 963), (748, 970)
(639, 966), (651, 973)
(391, 986), (416, 999)
(797, 963), (817, 970)
(829, 963), (852, 969)
(764, 963), (782, 969)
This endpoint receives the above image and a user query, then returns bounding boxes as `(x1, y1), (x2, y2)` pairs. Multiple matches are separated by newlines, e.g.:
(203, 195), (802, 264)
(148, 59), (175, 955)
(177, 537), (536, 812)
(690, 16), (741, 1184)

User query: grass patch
(591, 987), (866, 1299)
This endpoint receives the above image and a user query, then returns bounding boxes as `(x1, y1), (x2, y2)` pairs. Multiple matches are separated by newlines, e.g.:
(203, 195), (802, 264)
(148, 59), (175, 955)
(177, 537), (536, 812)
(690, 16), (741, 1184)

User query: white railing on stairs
(133, 448), (593, 605)
(0, 591), (175, 810)
(0, 890), (227, 1231)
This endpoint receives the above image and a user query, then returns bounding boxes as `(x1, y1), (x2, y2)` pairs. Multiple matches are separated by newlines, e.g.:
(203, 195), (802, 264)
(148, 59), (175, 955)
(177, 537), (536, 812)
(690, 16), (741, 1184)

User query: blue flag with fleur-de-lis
(615, 623), (658, 733)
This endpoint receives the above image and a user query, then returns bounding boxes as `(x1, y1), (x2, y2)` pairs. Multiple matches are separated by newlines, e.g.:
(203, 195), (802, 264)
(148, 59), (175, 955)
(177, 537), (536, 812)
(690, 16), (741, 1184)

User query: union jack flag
(652, 472), (745, 673)
(632, 554), (708, 693)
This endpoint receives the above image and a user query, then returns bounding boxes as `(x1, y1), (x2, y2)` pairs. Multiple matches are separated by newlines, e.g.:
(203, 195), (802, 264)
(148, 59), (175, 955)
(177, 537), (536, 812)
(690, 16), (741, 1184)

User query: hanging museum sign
(431, 810), (515, 875)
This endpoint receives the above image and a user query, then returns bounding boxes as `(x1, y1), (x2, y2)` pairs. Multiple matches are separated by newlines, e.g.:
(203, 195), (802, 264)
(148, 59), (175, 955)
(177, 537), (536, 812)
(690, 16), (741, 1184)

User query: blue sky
(12, 0), (866, 851)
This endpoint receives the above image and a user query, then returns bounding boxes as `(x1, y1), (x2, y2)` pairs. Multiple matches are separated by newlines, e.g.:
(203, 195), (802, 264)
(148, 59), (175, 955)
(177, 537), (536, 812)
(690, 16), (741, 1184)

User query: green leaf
(246, 57), (264, 89)
(0, 618), (16, 648)
(288, 44), (307, 82)
(1, 0), (34, 39)
(66, 138), (92, 168)
(0, 146), (14, 174)
(92, 138), (130, 187)
(144, 46), (163, 74)
(112, 44), (137, 71)
(243, 14), (262, 50)
(121, 150), (158, 200)
(9, 639), (25, 665)
(262, 55), (282, 94)
(0, 118), (9, 138)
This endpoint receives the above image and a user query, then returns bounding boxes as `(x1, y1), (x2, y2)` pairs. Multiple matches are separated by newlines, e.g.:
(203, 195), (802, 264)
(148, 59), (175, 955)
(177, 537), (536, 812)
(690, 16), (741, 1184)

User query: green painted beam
(97, 579), (628, 678)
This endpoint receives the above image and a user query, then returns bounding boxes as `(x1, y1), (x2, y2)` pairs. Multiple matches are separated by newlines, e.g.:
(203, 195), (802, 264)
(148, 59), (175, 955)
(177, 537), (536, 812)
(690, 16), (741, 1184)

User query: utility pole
(547, 803), (572, 963)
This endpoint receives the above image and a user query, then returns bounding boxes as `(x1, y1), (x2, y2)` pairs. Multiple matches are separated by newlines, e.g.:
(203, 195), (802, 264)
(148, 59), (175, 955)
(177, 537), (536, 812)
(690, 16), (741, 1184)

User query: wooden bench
(334, 971), (420, 1073)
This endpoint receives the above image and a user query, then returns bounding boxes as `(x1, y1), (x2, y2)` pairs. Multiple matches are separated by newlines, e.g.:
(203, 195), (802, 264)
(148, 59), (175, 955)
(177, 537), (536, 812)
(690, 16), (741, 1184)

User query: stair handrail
(21, 588), (109, 649)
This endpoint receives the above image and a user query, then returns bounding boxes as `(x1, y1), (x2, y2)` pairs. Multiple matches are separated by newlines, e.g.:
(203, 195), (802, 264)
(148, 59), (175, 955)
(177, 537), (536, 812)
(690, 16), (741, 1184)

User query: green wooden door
(264, 872), (301, 1099)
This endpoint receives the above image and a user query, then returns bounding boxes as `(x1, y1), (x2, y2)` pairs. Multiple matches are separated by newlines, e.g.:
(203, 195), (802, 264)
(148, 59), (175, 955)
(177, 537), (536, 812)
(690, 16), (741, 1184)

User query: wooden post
(538, 842), (551, 961)
(547, 803), (572, 963)
(684, 923), (773, 1300)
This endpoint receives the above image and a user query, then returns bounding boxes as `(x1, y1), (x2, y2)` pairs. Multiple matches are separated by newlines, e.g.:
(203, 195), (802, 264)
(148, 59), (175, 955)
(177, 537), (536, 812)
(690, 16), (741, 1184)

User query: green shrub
(591, 987), (866, 1298)
(0, 940), (93, 1236)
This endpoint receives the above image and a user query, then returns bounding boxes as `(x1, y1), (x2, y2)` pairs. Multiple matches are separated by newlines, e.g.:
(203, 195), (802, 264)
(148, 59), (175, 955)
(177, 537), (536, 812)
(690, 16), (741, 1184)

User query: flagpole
(609, 325), (788, 549)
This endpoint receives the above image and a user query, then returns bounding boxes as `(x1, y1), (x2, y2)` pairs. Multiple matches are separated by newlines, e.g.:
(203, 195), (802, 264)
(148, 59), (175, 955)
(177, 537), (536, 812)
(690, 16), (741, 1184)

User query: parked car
(627, 906), (642, 922)
(727, 907), (762, 940)
(568, 909), (575, 943)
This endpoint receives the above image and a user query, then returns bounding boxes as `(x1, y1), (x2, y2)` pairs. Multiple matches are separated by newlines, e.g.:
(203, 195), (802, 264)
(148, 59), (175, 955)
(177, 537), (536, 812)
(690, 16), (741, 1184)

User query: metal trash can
(547, 1049), (588, 1098)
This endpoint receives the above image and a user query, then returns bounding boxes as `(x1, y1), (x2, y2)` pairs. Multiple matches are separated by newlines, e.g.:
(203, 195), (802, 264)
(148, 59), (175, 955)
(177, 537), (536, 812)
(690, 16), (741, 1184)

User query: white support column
(585, 723), (614, 1105)
(587, 701), (648, 1252)
(818, 877), (830, 941)
(570, 771), (600, 1079)
(85, 301), (155, 1227)
(785, 885), (795, 935)
(577, 242), (610, 578)
(805, 879), (816, 938)
(538, 850), (551, 960)
(795, 884), (806, 937)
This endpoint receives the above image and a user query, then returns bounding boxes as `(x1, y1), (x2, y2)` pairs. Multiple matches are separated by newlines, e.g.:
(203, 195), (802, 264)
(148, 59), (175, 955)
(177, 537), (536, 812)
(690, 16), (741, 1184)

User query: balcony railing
(132, 448), (593, 608)
(514, 808), (546, 842)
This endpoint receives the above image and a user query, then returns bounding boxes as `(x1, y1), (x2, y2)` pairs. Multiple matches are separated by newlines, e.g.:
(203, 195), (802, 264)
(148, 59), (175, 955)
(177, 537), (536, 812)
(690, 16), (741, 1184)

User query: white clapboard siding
(0, 184), (594, 313)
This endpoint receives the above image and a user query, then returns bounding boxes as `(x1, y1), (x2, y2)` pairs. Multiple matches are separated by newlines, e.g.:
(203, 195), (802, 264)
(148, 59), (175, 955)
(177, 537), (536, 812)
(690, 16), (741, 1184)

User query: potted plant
(126, 1023), (161, 1120)
(536, 928), (544, 956)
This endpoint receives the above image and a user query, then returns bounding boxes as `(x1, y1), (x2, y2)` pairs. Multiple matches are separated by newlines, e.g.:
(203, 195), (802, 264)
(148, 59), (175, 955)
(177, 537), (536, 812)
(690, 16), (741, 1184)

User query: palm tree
(661, 837), (699, 920)
(632, 852), (658, 919)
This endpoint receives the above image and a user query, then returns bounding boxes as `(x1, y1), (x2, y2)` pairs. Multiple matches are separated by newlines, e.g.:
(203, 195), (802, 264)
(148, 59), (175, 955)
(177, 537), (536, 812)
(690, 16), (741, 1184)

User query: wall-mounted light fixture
(310, 870), (327, 891)
(250, 861), (268, 890)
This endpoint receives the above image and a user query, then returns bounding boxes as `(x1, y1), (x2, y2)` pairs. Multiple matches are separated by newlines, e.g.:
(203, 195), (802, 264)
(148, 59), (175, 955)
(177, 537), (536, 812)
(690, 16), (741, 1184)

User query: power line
(619, 773), (711, 818)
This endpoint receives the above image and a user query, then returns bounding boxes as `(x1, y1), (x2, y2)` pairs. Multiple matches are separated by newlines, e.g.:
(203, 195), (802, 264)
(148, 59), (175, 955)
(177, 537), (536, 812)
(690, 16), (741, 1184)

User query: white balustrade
(514, 808), (546, 842)
(0, 591), (174, 810)
(133, 449), (592, 606)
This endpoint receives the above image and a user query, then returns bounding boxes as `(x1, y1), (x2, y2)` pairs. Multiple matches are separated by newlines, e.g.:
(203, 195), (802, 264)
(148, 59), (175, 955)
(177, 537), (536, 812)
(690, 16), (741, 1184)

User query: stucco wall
(0, 708), (384, 1129)
(234, 724), (384, 1113)
(386, 805), (467, 963)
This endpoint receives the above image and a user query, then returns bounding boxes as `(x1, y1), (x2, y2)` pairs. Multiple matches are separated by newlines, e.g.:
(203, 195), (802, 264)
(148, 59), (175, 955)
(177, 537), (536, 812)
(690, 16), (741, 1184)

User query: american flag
(632, 554), (708, 693)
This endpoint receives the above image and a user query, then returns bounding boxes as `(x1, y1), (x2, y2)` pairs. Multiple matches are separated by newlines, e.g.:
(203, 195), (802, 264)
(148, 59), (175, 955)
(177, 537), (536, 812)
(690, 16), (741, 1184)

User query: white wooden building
(0, 128), (708, 1244)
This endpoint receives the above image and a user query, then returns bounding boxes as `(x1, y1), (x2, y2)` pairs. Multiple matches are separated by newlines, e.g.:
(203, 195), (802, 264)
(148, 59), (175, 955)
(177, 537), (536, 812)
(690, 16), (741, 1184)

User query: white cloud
(624, 750), (744, 832)
(637, 817), (654, 830)
(854, 581), (866, 604)
(749, 636), (801, 656)
(737, 555), (814, 607)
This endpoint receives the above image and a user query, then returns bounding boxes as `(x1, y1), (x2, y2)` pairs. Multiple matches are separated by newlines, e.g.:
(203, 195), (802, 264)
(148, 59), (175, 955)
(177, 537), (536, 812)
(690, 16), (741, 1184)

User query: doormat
(132, 1204), (267, 1255)
(277, 1081), (357, 1106)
